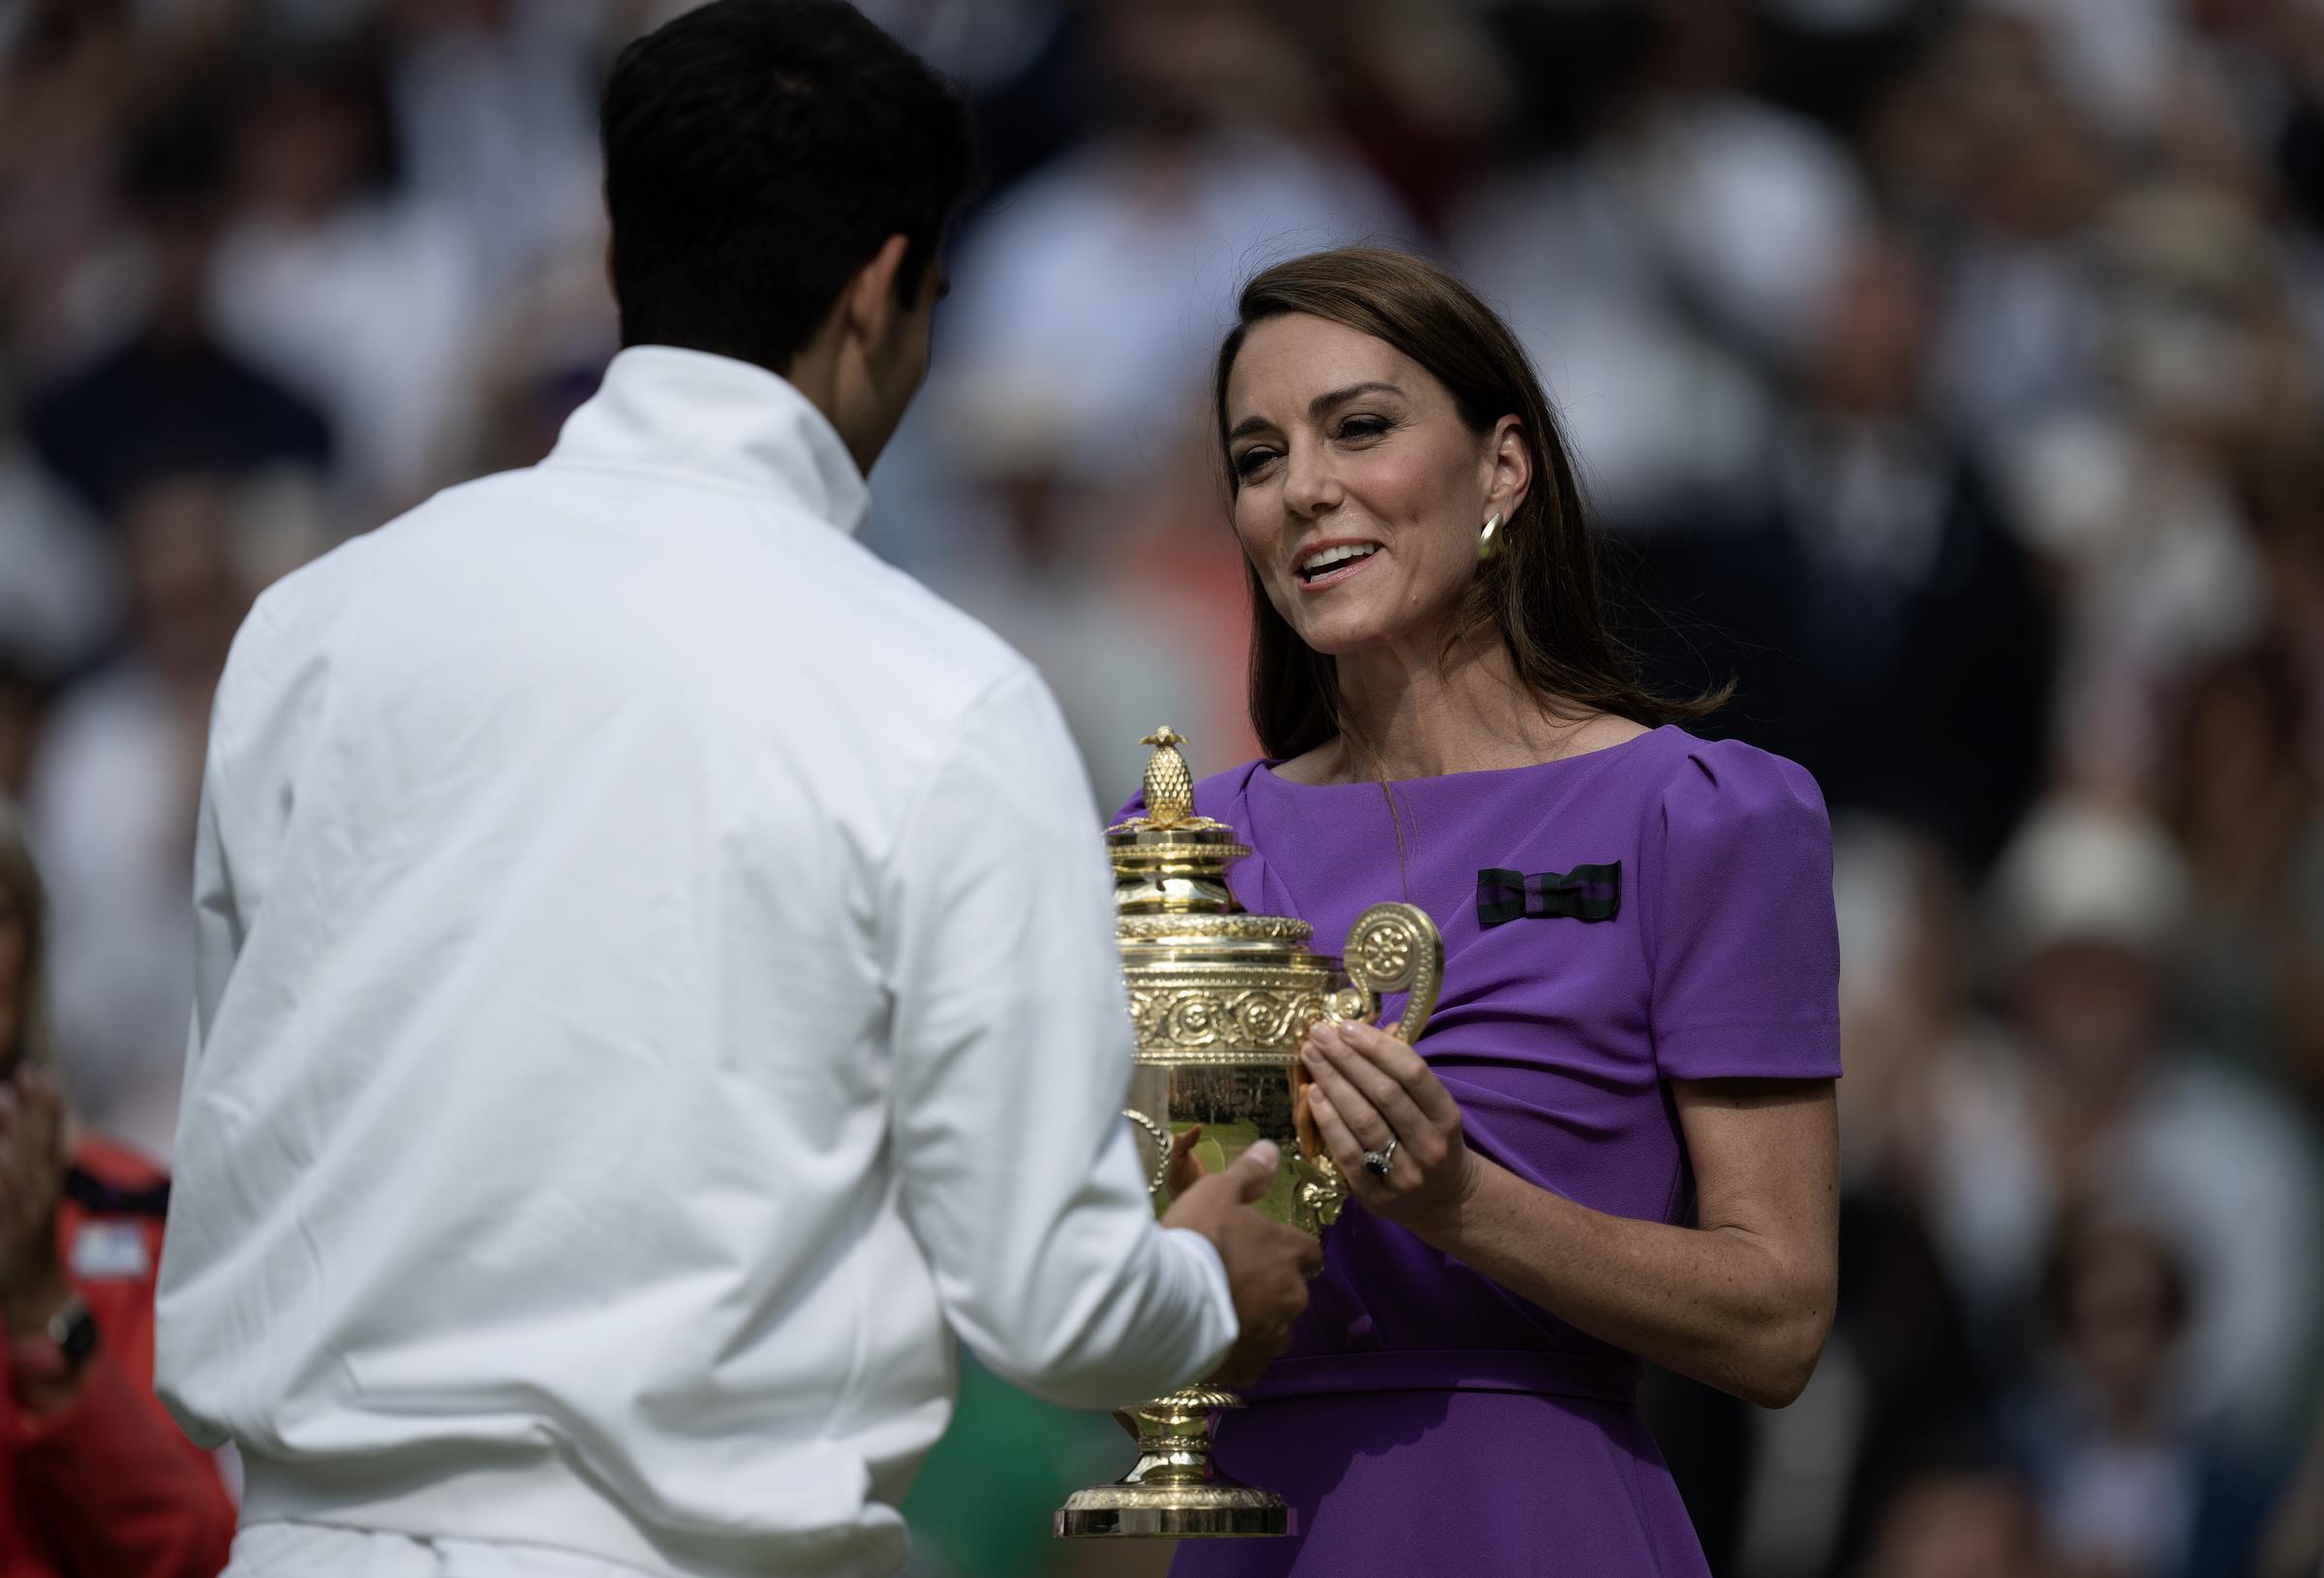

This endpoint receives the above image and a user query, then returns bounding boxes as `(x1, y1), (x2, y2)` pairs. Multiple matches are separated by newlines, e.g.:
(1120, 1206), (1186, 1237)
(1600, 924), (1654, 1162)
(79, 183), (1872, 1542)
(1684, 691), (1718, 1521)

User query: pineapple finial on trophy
(1107, 728), (1246, 913)
(1139, 726), (1194, 829)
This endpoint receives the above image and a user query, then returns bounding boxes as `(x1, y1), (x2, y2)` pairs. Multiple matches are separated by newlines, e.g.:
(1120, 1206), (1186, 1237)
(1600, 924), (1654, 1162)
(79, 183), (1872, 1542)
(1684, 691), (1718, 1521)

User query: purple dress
(1139, 726), (1842, 1577)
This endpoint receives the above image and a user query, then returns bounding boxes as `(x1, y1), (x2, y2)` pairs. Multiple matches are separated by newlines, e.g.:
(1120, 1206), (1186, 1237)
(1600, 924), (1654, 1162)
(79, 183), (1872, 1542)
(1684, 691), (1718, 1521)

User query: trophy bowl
(1055, 729), (1443, 1540)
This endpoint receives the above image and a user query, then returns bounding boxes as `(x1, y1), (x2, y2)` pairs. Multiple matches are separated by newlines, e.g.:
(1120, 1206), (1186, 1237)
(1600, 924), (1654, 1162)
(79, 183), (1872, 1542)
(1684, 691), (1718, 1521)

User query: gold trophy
(1055, 728), (1442, 1540)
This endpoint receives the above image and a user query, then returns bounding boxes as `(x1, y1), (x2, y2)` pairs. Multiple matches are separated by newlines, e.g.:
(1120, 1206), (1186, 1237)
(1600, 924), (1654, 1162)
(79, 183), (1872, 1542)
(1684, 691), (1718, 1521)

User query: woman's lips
(1295, 547), (1382, 592)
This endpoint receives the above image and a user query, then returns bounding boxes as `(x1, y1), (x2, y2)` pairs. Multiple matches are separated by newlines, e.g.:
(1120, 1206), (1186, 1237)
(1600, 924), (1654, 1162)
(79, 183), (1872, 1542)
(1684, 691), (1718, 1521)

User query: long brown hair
(1212, 247), (1724, 761)
(0, 794), (54, 1077)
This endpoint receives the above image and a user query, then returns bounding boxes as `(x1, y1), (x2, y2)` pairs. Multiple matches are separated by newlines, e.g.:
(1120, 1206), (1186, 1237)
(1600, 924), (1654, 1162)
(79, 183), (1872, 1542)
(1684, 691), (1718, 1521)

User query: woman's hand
(1300, 1019), (1476, 1235)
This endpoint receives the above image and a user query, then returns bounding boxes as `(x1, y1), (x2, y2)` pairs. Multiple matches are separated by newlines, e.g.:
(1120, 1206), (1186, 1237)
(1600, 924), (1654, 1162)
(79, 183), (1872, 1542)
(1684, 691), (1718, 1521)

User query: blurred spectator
(0, 336), (116, 679)
(431, 237), (617, 481)
(852, 0), (1068, 102)
(1990, 0), (2183, 142)
(2006, 1209), (2281, 1578)
(18, 93), (333, 525)
(1927, 800), (2324, 1443)
(380, 0), (608, 293)
(1853, 1443), (2052, 1578)
(2162, 639), (2324, 1108)
(208, 38), (480, 513)
(25, 472), (303, 1159)
(923, 0), (1411, 570)
(1920, 12), (2115, 444)
(1630, 229), (2055, 871)
(2003, 181), (2297, 793)
(925, 413), (1228, 806)
(0, 1), (141, 365)
(0, 793), (236, 1578)
(1453, 0), (1867, 519)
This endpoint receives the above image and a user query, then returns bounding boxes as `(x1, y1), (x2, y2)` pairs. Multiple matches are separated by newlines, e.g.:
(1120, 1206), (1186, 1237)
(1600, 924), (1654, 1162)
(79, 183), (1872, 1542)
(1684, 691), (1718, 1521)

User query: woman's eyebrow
(1229, 381), (1406, 441)
(1308, 380), (1403, 417)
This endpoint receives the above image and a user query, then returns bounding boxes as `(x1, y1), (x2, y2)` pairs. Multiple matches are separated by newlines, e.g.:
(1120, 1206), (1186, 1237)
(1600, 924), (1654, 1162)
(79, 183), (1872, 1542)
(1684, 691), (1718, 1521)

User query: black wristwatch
(47, 1294), (98, 1374)
(10, 1292), (99, 1388)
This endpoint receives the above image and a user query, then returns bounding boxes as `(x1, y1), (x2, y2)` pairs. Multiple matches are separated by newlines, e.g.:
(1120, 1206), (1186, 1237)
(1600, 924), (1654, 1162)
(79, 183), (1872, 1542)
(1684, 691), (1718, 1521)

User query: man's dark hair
(601, 0), (977, 373)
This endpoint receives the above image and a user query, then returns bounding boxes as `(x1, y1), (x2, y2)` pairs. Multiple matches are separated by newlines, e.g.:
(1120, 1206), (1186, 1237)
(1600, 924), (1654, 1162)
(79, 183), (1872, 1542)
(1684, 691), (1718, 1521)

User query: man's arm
(878, 669), (1238, 1410)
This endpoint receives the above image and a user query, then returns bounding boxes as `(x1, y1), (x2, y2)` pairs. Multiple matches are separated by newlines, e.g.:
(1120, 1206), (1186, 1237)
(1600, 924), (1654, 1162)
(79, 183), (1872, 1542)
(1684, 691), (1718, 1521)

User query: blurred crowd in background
(3, 0), (2324, 1574)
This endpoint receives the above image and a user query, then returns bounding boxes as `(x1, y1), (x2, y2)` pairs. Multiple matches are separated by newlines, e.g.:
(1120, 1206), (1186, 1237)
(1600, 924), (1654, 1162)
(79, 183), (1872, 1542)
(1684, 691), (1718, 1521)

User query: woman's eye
(1234, 446), (1279, 479)
(1337, 415), (1391, 440)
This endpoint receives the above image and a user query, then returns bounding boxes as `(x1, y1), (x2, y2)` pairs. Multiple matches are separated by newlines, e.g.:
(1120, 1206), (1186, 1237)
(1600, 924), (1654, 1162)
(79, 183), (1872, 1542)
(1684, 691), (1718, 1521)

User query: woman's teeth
(1299, 544), (1379, 582)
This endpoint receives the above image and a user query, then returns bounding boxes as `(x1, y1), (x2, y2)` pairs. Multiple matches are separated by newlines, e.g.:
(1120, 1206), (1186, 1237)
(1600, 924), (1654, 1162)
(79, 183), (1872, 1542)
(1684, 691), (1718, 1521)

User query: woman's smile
(1294, 538), (1385, 592)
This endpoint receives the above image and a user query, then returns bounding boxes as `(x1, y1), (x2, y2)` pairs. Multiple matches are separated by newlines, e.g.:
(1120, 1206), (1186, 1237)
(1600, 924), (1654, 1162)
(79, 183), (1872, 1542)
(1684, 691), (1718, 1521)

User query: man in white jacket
(152, 5), (1319, 1575)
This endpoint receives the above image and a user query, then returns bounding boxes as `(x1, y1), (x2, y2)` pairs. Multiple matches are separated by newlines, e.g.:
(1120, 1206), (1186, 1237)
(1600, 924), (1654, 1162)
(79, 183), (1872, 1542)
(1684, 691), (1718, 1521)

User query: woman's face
(1224, 313), (1526, 658)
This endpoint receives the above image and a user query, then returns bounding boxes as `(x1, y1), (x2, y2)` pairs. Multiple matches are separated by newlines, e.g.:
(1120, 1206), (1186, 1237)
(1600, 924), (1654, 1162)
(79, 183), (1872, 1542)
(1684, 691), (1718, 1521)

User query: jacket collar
(546, 346), (871, 536)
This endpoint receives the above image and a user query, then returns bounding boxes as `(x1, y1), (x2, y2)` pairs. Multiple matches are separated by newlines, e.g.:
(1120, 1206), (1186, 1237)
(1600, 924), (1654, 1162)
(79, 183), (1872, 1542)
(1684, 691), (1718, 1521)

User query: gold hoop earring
(1477, 512), (1505, 563)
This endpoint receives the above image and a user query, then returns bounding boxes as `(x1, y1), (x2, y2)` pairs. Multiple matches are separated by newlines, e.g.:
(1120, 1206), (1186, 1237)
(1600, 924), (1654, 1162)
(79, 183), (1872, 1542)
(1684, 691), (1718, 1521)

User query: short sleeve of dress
(1646, 739), (1842, 1081)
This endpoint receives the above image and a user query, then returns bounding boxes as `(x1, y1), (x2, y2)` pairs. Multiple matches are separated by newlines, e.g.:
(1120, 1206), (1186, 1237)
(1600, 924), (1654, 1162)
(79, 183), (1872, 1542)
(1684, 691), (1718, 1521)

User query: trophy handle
(1122, 1108), (1175, 1198)
(1329, 902), (1445, 1045)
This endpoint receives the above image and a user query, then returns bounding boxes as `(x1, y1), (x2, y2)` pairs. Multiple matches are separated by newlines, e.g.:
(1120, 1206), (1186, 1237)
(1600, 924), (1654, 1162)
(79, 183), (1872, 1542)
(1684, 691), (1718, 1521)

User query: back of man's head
(601, 0), (976, 376)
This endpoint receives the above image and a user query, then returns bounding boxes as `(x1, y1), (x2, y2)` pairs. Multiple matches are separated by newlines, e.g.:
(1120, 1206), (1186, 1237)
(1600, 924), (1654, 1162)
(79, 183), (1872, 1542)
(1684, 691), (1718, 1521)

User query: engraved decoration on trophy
(1055, 728), (1444, 1540)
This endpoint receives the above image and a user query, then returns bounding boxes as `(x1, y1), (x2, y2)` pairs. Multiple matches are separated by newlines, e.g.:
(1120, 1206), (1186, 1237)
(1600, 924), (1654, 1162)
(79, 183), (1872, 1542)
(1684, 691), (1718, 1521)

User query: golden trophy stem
(1053, 1386), (1291, 1538)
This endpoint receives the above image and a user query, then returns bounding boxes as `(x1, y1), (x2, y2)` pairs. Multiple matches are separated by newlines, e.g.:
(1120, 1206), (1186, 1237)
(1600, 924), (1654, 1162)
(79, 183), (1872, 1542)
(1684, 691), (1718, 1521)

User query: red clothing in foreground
(0, 1136), (234, 1578)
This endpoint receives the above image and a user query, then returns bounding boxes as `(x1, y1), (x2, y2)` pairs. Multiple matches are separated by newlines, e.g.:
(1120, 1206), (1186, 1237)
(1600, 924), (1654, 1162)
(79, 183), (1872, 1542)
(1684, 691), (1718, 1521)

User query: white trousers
(226, 1522), (668, 1578)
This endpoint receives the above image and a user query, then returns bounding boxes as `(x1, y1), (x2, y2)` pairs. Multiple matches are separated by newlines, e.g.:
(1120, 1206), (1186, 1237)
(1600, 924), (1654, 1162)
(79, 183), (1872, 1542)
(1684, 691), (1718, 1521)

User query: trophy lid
(1108, 727), (1273, 924)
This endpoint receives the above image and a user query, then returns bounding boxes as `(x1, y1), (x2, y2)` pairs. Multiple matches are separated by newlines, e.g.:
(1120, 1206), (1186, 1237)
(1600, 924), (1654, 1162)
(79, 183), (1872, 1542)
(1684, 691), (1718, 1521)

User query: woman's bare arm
(1303, 1020), (1839, 1408)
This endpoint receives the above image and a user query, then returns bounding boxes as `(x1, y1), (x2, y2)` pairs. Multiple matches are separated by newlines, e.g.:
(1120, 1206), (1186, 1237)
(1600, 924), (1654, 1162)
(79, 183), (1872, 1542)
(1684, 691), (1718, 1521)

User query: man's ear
(840, 233), (914, 352)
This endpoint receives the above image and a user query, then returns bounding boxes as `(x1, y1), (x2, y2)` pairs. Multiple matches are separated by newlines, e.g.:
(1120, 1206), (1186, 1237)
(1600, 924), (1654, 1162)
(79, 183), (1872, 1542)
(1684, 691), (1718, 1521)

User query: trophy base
(1055, 1484), (1292, 1538)
(1054, 1387), (1295, 1540)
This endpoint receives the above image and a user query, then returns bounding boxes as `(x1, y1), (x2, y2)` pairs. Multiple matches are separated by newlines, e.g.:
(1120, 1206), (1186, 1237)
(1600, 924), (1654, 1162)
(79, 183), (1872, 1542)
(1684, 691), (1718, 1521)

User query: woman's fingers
(1304, 1085), (1369, 1178)
(1331, 1019), (1462, 1127)
(1307, 1024), (1432, 1140)
(1300, 1036), (1395, 1151)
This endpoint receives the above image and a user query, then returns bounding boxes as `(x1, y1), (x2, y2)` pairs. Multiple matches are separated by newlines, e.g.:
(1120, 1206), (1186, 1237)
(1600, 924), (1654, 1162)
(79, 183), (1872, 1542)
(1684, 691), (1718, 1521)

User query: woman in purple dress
(1148, 248), (1842, 1575)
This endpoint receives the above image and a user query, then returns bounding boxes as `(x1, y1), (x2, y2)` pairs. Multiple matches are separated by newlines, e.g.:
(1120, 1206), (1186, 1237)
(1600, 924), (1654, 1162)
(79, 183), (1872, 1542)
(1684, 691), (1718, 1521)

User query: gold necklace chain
(1379, 779), (1415, 908)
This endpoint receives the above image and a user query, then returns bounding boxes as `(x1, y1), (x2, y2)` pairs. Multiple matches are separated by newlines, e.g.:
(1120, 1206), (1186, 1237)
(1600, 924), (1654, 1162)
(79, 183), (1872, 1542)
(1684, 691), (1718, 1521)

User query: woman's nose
(1281, 440), (1340, 519)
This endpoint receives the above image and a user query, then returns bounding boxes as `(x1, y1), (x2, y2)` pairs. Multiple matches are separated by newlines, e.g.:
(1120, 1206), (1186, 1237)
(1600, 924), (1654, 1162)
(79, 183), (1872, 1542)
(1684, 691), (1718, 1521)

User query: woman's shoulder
(1640, 728), (1832, 854)
(1647, 728), (1826, 809)
(1191, 759), (1270, 827)
(1195, 759), (1274, 797)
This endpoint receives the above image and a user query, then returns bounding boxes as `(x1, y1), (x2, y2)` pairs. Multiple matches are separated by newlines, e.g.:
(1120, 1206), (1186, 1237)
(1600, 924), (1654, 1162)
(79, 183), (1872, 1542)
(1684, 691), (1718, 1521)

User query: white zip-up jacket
(153, 347), (1237, 1578)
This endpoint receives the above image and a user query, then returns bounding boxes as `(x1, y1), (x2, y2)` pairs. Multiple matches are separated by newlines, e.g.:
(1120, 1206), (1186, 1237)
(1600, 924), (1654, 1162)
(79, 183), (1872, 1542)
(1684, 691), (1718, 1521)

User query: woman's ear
(1485, 415), (1531, 521)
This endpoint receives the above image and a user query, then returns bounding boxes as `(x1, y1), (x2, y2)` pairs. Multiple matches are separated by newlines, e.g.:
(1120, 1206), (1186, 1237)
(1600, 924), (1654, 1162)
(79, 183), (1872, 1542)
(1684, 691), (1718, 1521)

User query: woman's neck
(1296, 625), (1636, 783)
